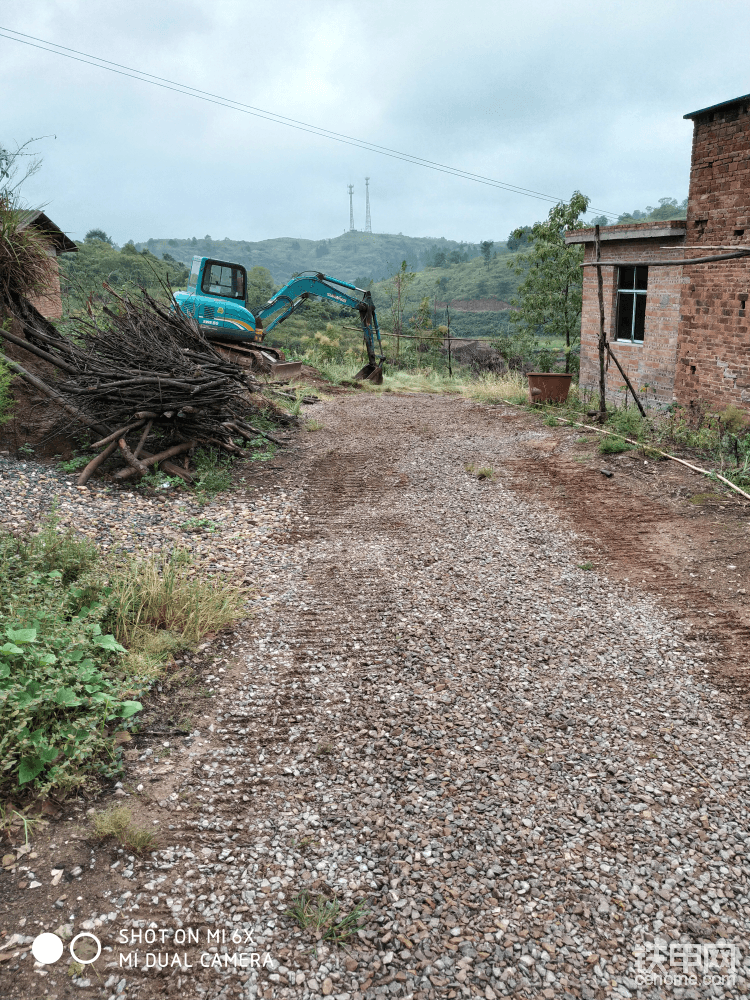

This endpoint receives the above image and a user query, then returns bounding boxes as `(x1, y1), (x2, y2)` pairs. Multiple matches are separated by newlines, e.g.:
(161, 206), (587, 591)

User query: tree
(589, 215), (609, 227)
(617, 196), (687, 224)
(409, 296), (436, 351)
(433, 275), (448, 327)
(506, 226), (531, 252)
(246, 266), (276, 314)
(480, 240), (494, 269)
(387, 260), (416, 356)
(0, 139), (42, 201)
(507, 191), (590, 374)
(85, 228), (113, 244)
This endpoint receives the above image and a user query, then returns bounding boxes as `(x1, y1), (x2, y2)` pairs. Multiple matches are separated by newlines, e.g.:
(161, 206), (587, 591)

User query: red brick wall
(573, 230), (685, 405)
(675, 100), (750, 410)
(27, 255), (63, 321)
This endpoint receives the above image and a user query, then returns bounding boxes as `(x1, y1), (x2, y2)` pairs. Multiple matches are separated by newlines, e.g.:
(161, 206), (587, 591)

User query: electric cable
(0, 26), (620, 218)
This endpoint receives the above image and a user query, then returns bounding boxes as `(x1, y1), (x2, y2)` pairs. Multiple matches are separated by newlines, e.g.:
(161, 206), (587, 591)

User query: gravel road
(2, 393), (749, 1000)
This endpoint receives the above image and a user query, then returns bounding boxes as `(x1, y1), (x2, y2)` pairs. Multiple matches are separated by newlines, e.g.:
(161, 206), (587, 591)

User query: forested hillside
(59, 237), (190, 310)
(370, 245), (524, 338)
(133, 231), (489, 286)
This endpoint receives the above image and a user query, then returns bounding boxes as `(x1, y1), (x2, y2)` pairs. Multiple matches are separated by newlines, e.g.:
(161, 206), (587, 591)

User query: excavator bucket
(268, 361), (303, 381)
(353, 363), (383, 385)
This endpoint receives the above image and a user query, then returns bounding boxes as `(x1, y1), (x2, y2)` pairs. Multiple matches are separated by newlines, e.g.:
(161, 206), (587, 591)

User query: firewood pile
(0, 286), (291, 485)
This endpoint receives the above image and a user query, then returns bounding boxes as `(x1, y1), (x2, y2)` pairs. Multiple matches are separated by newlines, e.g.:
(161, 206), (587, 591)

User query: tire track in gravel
(9, 393), (750, 1000)
(506, 449), (750, 703)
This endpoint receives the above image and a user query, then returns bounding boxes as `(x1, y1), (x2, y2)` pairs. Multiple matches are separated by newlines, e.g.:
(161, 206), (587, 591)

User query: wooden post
(446, 305), (452, 378)
(595, 225), (607, 422)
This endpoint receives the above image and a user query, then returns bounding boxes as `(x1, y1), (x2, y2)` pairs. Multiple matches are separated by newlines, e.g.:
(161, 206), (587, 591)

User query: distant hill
(133, 231), (493, 287)
(370, 246), (524, 338)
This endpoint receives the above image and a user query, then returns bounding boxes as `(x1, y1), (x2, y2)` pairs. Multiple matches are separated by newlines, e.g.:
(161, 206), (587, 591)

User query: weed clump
(107, 551), (244, 649)
(285, 891), (368, 943)
(465, 463), (496, 481)
(92, 806), (157, 854)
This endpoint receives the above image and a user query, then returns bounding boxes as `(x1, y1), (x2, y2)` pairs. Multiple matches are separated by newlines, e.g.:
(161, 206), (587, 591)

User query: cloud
(2, 0), (748, 244)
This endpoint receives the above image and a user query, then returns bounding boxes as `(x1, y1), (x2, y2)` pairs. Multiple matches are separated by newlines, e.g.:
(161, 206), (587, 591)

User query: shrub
(599, 436), (633, 455)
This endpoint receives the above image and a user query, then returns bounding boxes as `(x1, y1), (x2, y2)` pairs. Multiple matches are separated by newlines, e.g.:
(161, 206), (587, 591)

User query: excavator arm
(256, 272), (385, 383)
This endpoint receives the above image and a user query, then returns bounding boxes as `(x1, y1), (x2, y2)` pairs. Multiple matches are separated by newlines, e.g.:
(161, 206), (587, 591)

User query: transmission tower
(348, 184), (355, 231)
(365, 177), (372, 233)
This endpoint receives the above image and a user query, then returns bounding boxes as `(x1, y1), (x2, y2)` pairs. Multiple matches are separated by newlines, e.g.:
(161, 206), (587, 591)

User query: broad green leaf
(18, 756), (45, 785)
(0, 643), (24, 655)
(0, 664), (9, 679)
(95, 635), (127, 654)
(55, 688), (82, 707)
(5, 628), (37, 644)
(118, 701), (143, 719)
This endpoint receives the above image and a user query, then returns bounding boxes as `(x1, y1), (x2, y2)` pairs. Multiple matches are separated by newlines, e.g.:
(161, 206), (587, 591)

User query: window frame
(615, 265), (648, 344)
(200, 259), (247, 301)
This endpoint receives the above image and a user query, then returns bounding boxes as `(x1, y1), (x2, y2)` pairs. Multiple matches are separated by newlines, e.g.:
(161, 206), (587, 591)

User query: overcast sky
(2, 0), (749, 246)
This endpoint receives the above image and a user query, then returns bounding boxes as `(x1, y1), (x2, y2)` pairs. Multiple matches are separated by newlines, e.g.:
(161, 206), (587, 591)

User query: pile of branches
(0, 285), (290, 485)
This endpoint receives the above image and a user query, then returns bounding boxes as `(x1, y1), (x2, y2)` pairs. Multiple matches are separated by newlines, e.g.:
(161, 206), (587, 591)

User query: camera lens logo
(31, 931), (101, 966)
(31, 933), (63, 965)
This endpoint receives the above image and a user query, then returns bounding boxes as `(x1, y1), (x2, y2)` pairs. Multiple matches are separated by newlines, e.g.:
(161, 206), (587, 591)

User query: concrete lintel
(565, 228), (686, 244)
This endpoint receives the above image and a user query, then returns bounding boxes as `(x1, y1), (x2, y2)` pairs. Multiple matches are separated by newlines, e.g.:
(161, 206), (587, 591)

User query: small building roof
(684, 93), (750, 120)
(16, 210), (77, 254)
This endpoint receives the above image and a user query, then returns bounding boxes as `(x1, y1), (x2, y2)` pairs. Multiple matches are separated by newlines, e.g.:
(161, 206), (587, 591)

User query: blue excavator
(173, 255), (385, 383)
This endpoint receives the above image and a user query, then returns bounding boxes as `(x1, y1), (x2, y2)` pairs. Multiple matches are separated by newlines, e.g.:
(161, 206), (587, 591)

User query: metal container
(527, 373), (573, 404)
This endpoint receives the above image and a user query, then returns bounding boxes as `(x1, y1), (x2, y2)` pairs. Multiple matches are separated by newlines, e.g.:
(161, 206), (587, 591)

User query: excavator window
(201, 261), (245, 300)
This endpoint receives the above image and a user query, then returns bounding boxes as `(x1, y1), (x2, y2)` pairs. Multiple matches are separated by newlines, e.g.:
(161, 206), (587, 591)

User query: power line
(0, 26), (621, 218)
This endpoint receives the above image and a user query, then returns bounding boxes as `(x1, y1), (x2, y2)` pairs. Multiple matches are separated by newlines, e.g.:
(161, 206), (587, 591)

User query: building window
(616, 265), (648, 343)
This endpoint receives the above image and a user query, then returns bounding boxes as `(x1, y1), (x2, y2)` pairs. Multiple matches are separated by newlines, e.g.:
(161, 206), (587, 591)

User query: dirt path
(3, 393), (750, 1000)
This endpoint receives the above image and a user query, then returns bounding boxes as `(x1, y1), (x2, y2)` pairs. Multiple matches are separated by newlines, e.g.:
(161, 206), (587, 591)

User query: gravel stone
(4, 395), (750, 1000)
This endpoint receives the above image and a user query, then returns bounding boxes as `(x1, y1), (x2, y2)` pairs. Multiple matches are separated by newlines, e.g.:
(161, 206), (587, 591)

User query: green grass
(57, 453), (91, 473)
(192, 448), (233, 495)
(285, 891), (368, 943)
(0, 515), (245, 798)
(180, 517), (220, 534)
(599, 437), (633, 455)
(109, 549), (244, 648)
(0, 339), (13, 427)
(92, 805), (157, 854)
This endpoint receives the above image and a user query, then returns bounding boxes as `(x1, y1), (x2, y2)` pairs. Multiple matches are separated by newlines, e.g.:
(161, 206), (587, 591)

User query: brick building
(567, 92), (750, 411)
(17, 210), (77, 320)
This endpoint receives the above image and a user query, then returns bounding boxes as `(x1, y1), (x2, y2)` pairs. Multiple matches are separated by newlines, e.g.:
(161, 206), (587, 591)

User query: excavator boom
(257, 272), (384, 381)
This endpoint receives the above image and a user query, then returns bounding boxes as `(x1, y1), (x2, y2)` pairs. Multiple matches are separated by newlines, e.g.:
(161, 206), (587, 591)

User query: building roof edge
(684, 93), (750, 120)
